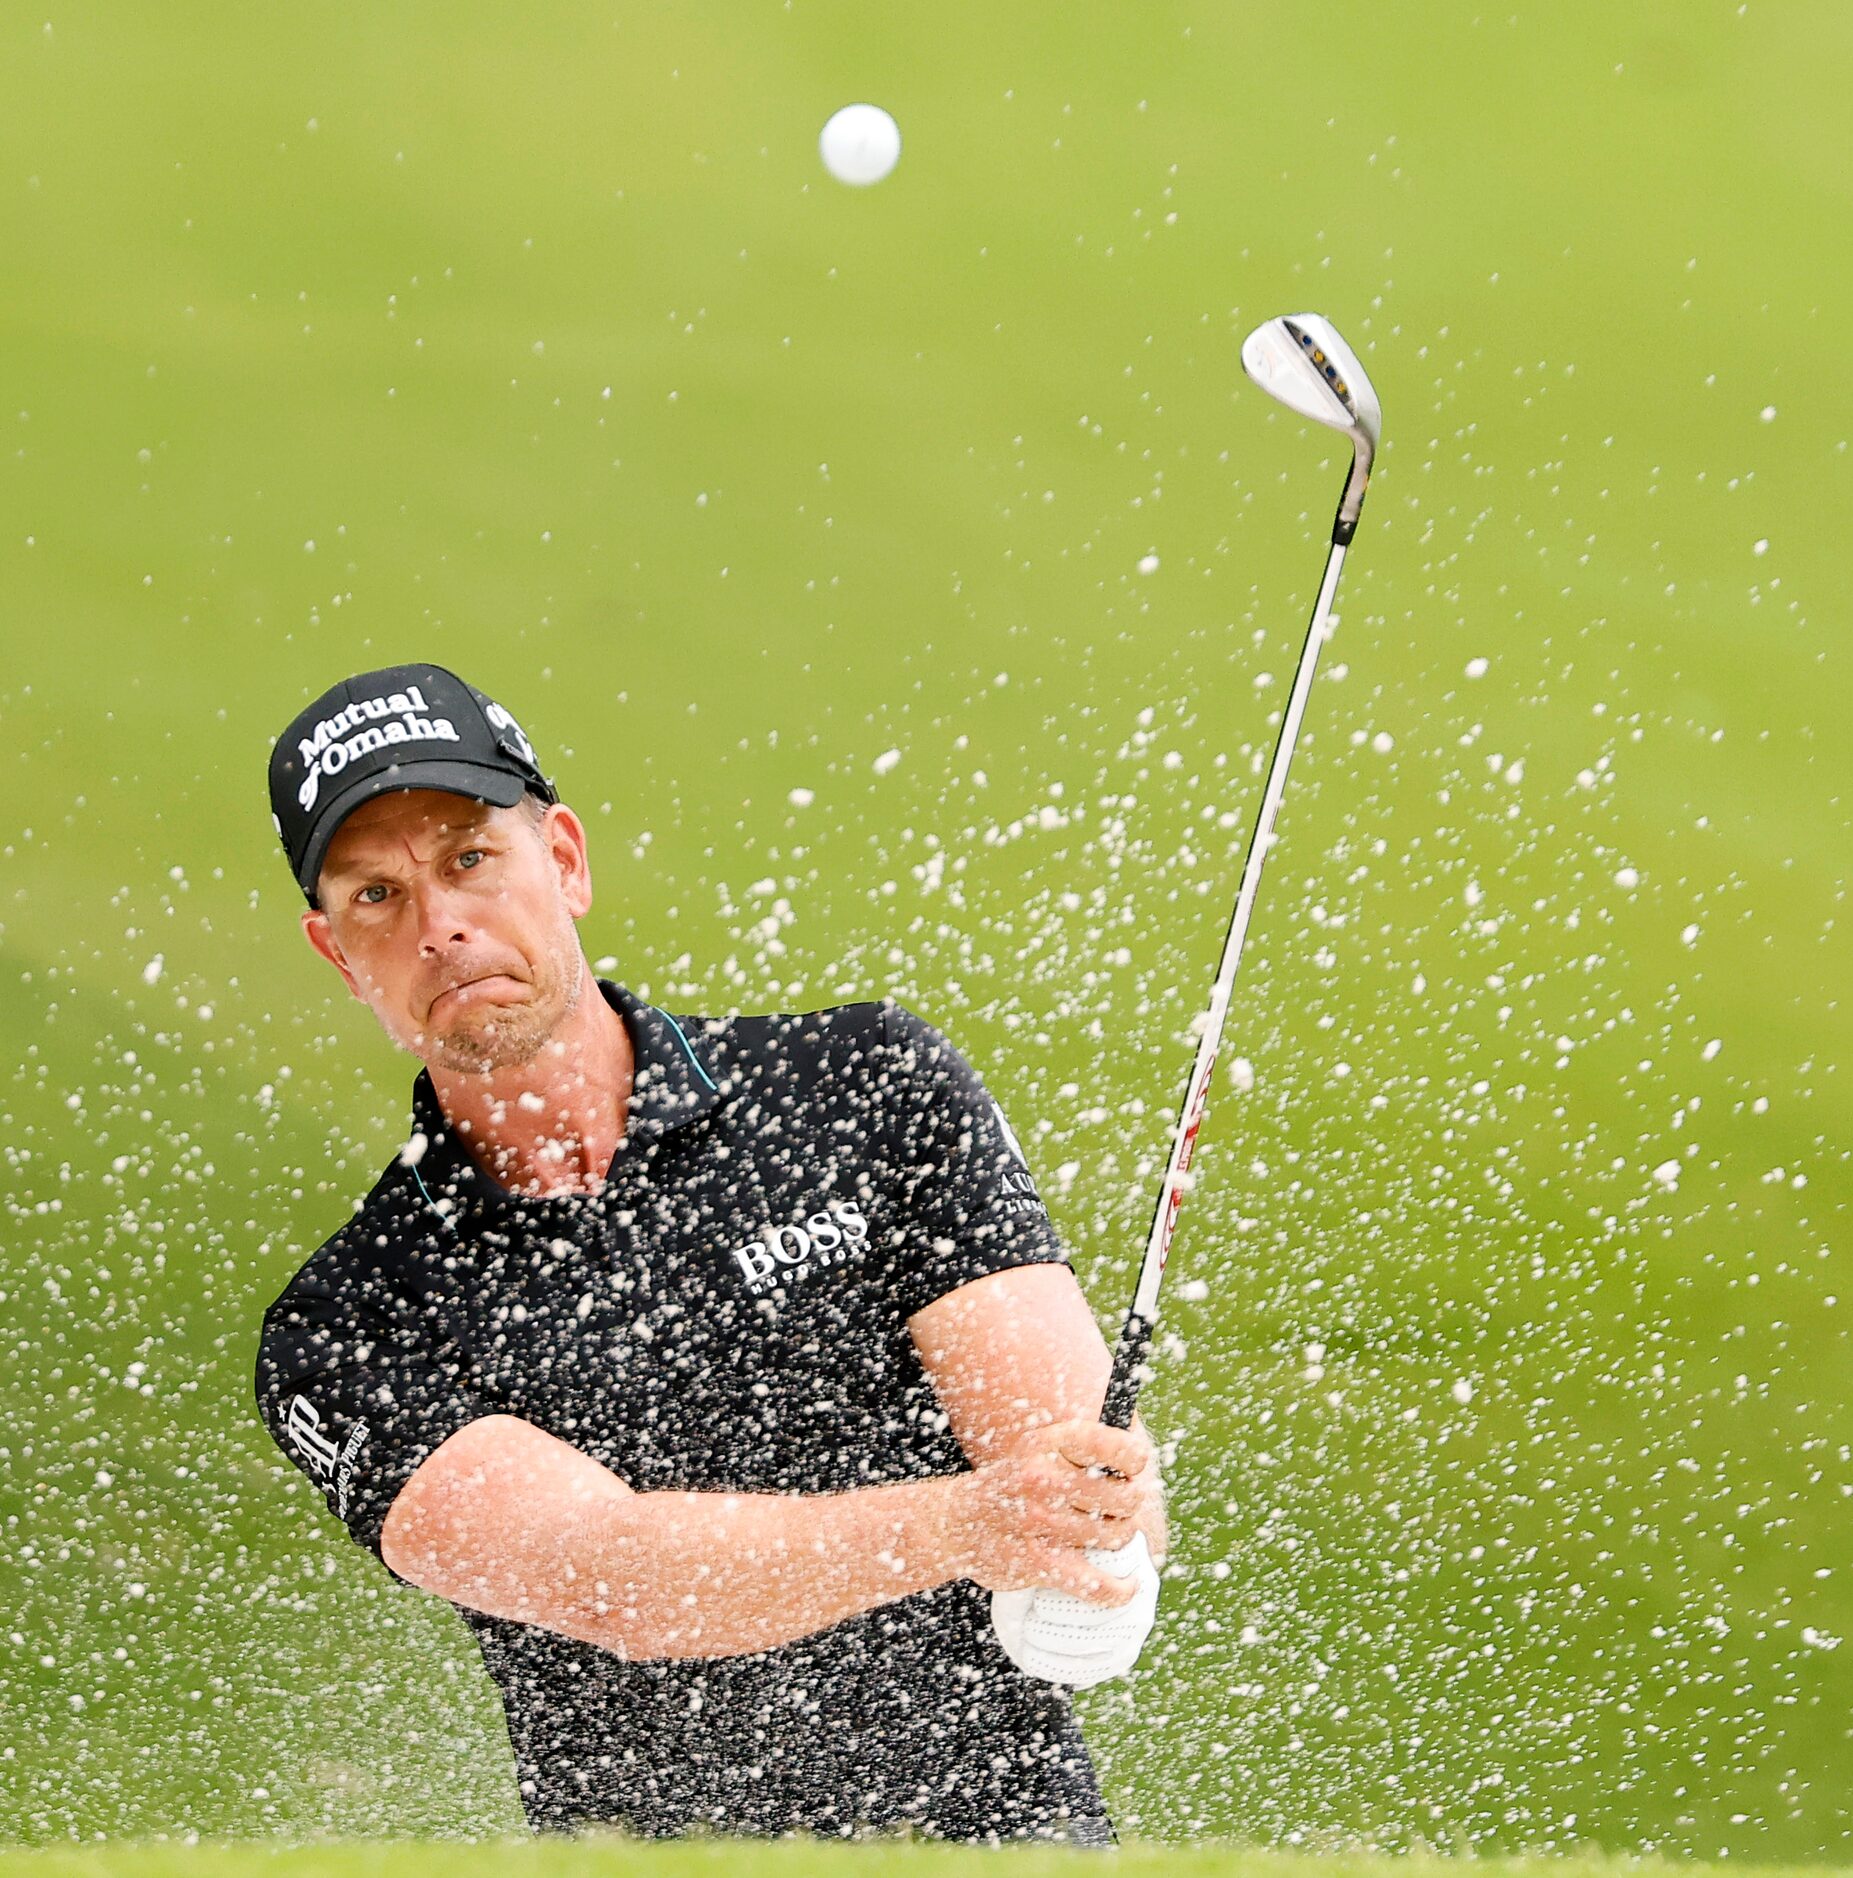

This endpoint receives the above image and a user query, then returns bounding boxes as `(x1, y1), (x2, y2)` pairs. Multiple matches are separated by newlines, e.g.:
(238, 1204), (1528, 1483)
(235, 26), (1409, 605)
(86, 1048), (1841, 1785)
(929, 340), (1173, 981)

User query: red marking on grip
(1154, 1044), (1218, 1276)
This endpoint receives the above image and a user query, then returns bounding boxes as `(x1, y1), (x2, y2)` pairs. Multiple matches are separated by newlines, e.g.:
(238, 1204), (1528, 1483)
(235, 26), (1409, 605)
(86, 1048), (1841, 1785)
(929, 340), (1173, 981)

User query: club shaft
(1101, 520), (1352, 1431)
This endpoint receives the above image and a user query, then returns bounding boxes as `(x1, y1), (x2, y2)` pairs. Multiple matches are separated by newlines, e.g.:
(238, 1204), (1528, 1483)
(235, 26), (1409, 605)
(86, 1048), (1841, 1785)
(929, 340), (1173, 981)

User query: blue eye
(458, 849), (485, 869)
(359, 884), (391, 905)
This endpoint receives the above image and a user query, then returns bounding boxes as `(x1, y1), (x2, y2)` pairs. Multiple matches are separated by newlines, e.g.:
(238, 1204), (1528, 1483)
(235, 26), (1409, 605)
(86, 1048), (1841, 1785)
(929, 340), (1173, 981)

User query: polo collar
(403, 978), (723, 1227)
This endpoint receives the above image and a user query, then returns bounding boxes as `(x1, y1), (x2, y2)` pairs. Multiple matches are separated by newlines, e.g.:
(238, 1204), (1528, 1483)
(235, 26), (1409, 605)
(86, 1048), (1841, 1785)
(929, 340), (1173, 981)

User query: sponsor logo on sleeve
(284, 1394), (370, 1522)
(295, 683), (461, 812)
(990, 1100), (1047, 1217)
(730, 1198), (870, 1295)
(991, 1099), (1031, 1169)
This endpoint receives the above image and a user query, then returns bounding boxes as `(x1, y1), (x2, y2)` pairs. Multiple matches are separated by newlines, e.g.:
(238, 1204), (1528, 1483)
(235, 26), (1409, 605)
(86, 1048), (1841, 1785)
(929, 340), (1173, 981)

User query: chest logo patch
(731, 1199), (869, 1294)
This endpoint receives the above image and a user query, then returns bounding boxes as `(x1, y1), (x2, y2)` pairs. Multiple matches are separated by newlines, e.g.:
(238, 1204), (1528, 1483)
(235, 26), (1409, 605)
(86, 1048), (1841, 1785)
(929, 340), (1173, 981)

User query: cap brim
(296, 760), (531, 902)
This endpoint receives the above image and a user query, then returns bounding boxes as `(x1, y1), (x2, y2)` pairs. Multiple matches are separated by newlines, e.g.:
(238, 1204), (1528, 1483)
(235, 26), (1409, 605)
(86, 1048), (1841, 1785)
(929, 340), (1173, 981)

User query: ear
(541, 804), (595, 919)
(301, 907), (366, 1001)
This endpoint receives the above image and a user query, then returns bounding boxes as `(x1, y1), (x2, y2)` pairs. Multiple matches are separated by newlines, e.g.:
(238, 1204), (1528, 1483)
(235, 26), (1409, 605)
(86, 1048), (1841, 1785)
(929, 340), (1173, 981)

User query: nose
(409, 877), (477, 955)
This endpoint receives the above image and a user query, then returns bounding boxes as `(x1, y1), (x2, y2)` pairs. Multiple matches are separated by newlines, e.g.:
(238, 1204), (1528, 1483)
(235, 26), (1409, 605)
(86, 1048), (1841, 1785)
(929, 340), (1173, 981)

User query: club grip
(1101, 1311), (1154, 1430)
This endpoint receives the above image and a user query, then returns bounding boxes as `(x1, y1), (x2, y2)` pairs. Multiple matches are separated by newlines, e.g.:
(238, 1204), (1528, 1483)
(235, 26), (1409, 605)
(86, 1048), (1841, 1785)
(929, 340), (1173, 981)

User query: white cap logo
(293, 683), (459, 811)
(484, 702), (536, 769)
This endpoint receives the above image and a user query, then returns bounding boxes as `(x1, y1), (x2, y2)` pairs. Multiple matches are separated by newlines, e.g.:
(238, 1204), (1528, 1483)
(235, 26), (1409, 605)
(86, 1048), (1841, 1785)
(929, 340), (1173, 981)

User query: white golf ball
(820, 103), (901, 186)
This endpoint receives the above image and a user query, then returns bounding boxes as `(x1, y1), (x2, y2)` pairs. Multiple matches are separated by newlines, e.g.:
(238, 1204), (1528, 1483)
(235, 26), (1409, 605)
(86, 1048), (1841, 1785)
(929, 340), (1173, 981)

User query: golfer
(255, 664), (1164, 1842)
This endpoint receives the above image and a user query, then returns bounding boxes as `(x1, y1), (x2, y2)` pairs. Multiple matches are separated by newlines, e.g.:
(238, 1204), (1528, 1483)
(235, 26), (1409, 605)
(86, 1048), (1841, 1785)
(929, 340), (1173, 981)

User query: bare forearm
(909, 1265), (1168, 1558)
(524, 1472), (972, 1661)
(382, 1407), (1156, 1659)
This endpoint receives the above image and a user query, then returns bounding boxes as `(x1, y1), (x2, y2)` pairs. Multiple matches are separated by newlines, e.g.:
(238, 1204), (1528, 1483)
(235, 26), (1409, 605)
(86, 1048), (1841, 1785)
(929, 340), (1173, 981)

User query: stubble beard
(424, 924), (587, 1075)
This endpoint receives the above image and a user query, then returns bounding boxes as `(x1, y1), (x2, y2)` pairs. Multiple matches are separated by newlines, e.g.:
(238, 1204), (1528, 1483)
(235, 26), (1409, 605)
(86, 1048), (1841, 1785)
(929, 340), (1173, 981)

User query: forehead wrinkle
(322, 797), (497, 883)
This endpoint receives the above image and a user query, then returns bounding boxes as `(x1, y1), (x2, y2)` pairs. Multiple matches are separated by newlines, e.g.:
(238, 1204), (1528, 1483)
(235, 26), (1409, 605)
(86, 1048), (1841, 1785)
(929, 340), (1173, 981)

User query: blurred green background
(2, 0), (1848, 1858)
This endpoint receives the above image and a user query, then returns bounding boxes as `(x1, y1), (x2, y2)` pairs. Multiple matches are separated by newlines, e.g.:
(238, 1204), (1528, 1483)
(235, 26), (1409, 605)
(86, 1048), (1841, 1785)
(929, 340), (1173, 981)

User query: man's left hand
(991, 1529), (1162, 1686)
(989, 1417), (1166, 1688)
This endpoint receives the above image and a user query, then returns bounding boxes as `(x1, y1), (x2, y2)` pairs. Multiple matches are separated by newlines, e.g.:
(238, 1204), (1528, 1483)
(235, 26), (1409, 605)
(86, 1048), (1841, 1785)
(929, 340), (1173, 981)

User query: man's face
(301, 789), (593, 1074)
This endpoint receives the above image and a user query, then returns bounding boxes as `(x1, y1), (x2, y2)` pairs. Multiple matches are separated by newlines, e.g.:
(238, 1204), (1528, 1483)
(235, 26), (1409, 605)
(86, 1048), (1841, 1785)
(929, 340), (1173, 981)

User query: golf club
(990, 313), (1383, 1686)
(1101, 311), (1383, 1428)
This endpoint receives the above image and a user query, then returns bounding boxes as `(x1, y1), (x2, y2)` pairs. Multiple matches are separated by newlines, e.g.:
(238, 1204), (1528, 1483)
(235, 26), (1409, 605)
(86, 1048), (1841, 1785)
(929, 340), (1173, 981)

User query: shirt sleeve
(254, 1244), (489, 1562)
(877, 1001), (1070, 1322)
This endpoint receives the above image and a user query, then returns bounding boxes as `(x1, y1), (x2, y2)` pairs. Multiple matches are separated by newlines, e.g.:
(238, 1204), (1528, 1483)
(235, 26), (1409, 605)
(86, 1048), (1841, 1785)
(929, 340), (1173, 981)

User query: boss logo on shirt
(730, 1199), (870, 1294)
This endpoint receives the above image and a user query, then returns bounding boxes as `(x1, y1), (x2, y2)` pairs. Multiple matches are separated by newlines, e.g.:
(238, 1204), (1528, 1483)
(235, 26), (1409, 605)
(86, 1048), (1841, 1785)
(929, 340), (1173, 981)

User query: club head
(1241, 313), (1381, 456)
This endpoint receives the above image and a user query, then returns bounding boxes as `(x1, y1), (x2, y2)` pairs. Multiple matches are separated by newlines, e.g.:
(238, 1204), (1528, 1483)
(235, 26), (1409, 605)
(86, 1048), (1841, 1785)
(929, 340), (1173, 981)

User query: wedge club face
(1240, 312), (1381, 451)
(1242, 312), (1382, 540)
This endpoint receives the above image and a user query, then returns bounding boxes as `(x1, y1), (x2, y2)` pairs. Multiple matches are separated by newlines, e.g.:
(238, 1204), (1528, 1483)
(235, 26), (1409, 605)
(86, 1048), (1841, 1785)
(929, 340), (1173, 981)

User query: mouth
(428, 973), (524, 1020)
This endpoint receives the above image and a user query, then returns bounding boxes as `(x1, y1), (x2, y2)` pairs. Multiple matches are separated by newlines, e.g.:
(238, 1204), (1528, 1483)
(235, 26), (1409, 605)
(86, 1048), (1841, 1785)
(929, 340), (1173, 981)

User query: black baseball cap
(269, 664), (557, 904)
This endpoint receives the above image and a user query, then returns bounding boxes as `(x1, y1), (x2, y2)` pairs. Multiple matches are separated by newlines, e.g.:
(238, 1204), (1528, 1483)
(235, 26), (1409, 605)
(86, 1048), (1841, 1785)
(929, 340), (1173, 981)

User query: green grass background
(2, 0), (1849, 1860)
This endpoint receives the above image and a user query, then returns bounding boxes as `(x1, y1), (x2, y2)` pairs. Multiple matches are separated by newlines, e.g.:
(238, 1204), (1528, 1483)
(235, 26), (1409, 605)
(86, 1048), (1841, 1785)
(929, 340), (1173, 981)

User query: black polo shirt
(255, 981), (1109, 1843)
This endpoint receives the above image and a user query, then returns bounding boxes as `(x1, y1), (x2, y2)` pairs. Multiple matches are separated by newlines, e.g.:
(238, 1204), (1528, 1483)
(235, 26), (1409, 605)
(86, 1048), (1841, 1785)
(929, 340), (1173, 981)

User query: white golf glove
(990, 1531), (1161, 1687)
